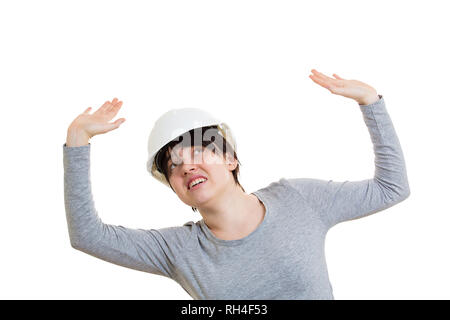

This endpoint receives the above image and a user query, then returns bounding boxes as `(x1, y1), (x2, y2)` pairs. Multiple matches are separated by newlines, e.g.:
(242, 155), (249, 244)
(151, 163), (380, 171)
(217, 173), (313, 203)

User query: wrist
(66, 127), (91, 147)
(358, 93), (379, 106)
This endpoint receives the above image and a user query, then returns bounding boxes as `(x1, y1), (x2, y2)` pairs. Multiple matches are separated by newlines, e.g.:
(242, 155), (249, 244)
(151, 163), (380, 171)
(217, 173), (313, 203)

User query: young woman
(63, 69), (410, 299)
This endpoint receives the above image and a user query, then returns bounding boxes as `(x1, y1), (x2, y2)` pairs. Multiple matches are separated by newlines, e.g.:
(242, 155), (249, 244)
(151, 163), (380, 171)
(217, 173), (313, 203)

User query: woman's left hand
(309, 69), (379, 105)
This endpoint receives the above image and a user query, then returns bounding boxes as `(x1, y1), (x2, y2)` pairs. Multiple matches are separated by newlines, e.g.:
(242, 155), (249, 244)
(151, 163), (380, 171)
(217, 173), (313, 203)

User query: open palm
(309, 69), (378, 105)
(71, 97), (126, 138)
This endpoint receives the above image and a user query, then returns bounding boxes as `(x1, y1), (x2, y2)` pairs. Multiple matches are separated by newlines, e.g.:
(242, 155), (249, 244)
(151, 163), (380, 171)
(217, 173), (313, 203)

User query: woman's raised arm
(63, 99), (192, 279)
(284, 71), (410, 229)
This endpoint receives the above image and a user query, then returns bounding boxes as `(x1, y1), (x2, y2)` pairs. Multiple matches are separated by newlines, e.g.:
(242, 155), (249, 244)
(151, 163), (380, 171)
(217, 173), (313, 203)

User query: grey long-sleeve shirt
(63, 95), (410, 299)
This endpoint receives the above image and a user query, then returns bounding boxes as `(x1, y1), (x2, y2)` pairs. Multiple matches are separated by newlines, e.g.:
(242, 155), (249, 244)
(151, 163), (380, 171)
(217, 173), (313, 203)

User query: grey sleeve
(285, 95), (411, 229)
(63, 143), (193, 279)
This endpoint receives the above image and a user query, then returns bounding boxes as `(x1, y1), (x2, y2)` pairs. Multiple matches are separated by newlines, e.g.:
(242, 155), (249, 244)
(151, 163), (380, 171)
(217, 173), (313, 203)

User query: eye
(168, 158), (180, 171)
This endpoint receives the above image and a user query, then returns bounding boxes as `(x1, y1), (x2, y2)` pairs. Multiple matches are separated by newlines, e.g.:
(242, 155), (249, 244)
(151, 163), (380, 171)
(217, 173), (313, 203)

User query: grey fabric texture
(63, 95), (410, 299)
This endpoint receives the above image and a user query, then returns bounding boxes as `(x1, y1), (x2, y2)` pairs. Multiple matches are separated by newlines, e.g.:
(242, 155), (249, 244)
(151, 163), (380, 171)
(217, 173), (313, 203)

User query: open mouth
(188, 179), (207, 190)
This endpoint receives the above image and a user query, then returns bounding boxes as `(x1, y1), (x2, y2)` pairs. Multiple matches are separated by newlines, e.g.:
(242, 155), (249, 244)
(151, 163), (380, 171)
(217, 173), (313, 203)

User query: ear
(225, 153), (238, 171)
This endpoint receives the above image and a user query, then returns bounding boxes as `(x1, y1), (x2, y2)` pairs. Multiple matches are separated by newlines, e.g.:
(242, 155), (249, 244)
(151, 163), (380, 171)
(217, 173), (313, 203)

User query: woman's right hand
(66, 98), (126, 146)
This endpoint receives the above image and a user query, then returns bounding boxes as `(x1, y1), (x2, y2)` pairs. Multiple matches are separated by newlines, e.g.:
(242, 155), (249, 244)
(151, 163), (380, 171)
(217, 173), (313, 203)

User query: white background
(1, 0), (448, 299)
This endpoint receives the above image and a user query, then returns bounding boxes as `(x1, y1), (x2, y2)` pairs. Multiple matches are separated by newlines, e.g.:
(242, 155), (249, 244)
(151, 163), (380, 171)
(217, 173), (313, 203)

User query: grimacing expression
(166, 144), (238, 208)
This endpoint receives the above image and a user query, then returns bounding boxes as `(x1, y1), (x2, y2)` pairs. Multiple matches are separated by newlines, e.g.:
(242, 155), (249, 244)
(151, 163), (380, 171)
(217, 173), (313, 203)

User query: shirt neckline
(199, 191), (270, 247)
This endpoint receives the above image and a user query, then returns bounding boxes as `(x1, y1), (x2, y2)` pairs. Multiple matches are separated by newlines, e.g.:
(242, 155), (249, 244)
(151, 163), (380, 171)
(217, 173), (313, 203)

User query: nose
(172, 146), (202, 175)
(182, 162), (199, 175)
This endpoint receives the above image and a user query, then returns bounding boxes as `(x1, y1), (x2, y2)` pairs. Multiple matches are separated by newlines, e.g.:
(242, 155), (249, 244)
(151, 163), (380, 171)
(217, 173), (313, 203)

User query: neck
(198, 183), (263, 239)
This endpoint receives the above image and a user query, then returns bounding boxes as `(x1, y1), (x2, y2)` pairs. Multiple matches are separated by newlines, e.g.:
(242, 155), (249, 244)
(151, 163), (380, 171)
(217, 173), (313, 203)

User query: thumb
(333, 74), (345, 80)
(106, 118), (126, 131)
(114, 118), (126, 127)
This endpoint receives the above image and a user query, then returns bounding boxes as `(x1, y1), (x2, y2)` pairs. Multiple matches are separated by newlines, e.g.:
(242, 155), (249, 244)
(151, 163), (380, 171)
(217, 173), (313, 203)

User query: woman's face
(167, 144), (237, 208)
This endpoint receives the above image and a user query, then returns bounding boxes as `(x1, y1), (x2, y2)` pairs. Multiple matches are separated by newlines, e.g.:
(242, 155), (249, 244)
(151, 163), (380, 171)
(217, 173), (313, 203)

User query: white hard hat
(146, 107), (236, 188)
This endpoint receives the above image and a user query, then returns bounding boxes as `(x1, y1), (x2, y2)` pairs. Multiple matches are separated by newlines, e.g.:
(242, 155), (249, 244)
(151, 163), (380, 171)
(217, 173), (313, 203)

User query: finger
(101, 119), (125, 133)
(109, 100), (123, 116)
(333, 73), (345, 80)
(311, 69), (327, 79)
(113, 100), (123, 110)
(309, 73), (330, 87)
(309, 74), (332, 90)
(111, 98), (121, 108)
(107, 98), (120, 110)
(83, 107), (92, 114)
(311, 69), (335, 82)
(111, 118), (126, 130)
(104, 99), (116, 112)
(99, 100), (111, 112)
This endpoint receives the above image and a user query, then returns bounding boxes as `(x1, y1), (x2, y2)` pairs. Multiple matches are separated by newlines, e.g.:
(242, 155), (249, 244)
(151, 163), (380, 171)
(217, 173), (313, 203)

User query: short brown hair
(154, 125), (245, 212)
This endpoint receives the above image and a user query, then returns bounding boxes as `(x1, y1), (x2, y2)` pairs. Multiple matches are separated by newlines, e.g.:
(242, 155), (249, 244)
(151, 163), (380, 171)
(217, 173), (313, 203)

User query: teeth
(189, 178), (206, 189)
